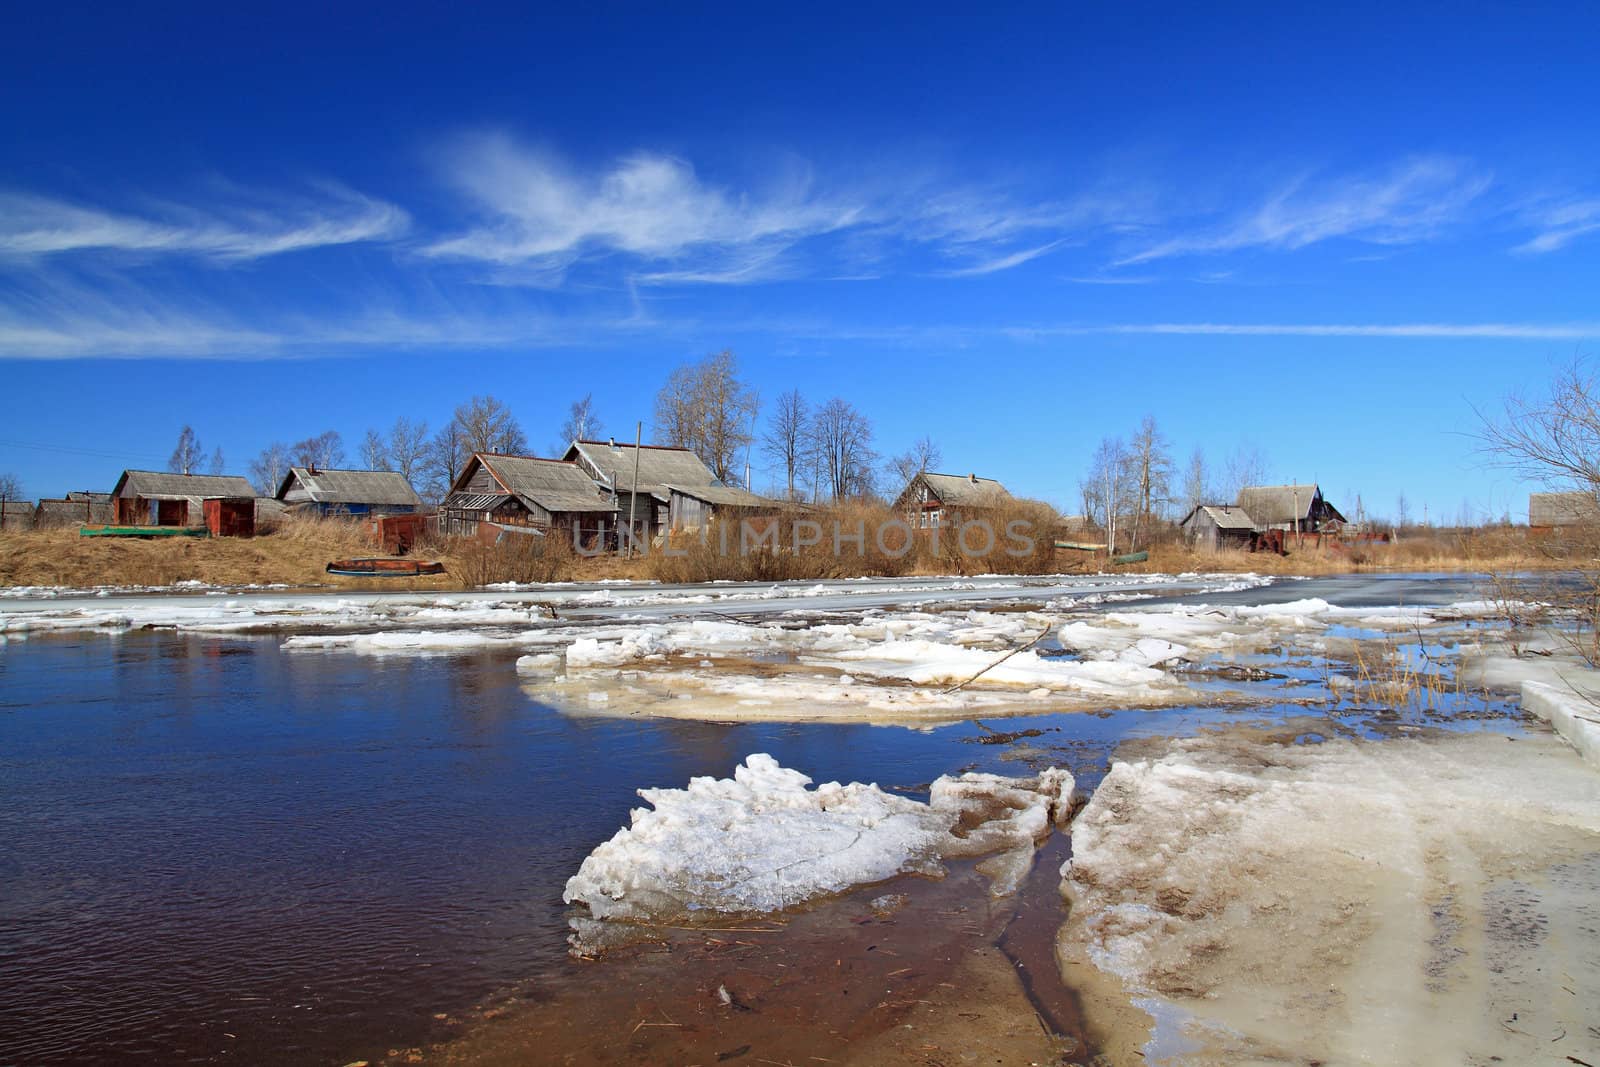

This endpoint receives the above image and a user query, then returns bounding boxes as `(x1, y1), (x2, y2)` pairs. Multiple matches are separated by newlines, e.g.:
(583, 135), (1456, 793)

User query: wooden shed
(441, 453), (618, 548)
(0, 501), (33, 531)
(1179, 504), (1257, 551)
(33, 495), (114, 528)
(276, 467), (422, 517)
(1529, 491), (1600, 531)
(111, 471), (258, 527)
(664, 483), (777, 533)
(203, 498), (256, 538)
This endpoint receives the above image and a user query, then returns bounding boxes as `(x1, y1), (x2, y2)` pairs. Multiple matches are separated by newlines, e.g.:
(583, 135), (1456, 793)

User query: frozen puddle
(564, 754), (1072, 951)
(1059, 727), (1600, 1065)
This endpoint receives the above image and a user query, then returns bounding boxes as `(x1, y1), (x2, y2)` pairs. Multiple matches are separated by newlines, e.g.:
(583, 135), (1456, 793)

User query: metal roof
(444, 492), (510, 511)
(916, 472), (1014, 508)
(113, 470), (257, 501)
(662, 483), (774, 507)
(276, 467), (422, 507)
(474, 454), (618, 514)
(564, 440), (718, 495)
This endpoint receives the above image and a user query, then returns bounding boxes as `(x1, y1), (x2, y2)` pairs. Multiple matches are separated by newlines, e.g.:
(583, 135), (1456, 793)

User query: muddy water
(0, 573), (1516, 1065)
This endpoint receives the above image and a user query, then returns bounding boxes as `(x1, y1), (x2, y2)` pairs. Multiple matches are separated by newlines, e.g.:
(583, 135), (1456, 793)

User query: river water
(0, 573), (1506, 1065)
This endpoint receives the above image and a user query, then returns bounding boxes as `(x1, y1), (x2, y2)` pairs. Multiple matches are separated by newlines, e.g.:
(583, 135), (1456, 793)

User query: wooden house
(563, 439), (719, 540)
(1179, 504), (1257, 551)
(275, 467), (421, 517)
(441, 453), (618, 546)
(1235, 484), (1346, 534)
(111, 470), (257, 527)
(894, 472), (1013, 529)
(1529, 491), (1600, 531)
(664, 483), (776, 533)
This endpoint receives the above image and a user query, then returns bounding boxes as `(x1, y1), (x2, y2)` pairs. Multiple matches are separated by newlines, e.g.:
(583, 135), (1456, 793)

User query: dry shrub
(454, 530), (575, 586)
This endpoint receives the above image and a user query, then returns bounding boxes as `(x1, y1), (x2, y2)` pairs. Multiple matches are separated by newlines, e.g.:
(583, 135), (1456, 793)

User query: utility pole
(625, 421), (642, 558)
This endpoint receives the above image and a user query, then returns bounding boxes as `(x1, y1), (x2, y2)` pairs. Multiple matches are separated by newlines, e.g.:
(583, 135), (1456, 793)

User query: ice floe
(563, 754), (1072, 930)
(1060, 729), (1600, 1065)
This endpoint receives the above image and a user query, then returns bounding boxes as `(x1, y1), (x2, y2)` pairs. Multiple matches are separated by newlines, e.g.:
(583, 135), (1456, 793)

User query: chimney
(969, 473), (977, 484)
(609, 437), (617, 448)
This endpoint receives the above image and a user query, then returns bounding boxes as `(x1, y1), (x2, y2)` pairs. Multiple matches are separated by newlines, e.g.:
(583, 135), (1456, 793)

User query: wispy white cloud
(1117, 157), (1491, 266)
(0, 184), (408, 261)
(1513, 197), (1600, 254)
(425, 133), (864, 274)
(936, 239), (1066, 277)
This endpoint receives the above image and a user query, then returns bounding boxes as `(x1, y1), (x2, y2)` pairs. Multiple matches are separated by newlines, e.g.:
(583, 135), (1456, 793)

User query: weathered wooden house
(563, 439), (720, 539)
(1179, 504), (1258, 551)
(110, 470), (258, 527)
(441, 453), (617, 546)
(1529, 491), (1600, 531)
(894, 472), (1013, 528)
(1235, 484), (1346, 533)
(275, 467), (422, 517)
(664, 483), (776, 533)
(33, 493), (114, 528)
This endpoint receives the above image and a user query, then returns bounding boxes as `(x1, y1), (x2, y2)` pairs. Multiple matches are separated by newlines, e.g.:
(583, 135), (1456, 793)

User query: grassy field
(0, 513), (1578, 591)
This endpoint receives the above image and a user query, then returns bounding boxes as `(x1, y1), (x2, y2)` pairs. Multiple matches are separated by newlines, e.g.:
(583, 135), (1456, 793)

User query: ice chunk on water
(563, 754), (1072, 926)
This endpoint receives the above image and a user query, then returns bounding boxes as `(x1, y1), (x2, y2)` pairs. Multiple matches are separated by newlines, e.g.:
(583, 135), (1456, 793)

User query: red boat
(326, 558), (446, 577)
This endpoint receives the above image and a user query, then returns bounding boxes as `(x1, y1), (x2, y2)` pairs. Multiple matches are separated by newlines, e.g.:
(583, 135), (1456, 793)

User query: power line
(0, 438), (168, 463)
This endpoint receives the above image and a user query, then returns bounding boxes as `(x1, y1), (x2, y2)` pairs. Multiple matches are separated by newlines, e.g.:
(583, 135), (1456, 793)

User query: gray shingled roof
(477, 454), (618, 514)
(565, 440), (718, 497)
(1236, 484), (1327, 525)
(276, 467), (422, 507)
(1182, 504), (1258, 531)
(1529, 491), (1600, 526)
(919, 472), (1013, 508)
(663, 483), (775, 507)
(113, 470), (256, 500)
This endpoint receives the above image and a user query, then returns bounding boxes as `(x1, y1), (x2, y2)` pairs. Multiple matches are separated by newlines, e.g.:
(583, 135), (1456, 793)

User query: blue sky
(2, 3), (1597, 521)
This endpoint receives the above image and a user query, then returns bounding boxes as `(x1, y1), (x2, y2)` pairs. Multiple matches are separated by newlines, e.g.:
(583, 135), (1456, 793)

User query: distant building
(441, 452), (618, 546)
(1178, 504), (1258, 552)
(894, 472), (1013, 528)
(275, 467), (422, 517)
(0, 501), (33, 531)
(1235, 484), (1346, 533)
(1529, 491), (1600, 531)
(111, 470), (257, 527)
(33, 496), (113, 528)
(563, 439), (720, 539)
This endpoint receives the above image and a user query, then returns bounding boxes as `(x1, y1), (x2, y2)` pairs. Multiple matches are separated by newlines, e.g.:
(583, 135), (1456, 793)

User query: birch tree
(169, 426), (203, 475)
(360, 430), (391, 471)
(1127, 415), (1172, 547)
(811, 398), (876, 501)
(652, 350), (759, 483)
(889, 435), (943, 493)
(454, 395), (527, 456)
(1082, 437), (1132, 553)
(248, 442), (290, 495)
(1182, 447), (1212, 514)
(761, 389), (811, 499)
(387, 417), (430, 488)
(291, 431), (345, 470)
(560, 394), (603, 445)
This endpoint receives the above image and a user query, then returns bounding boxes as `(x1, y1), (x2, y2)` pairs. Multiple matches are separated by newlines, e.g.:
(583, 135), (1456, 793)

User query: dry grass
(1115, 525), (1562, 577)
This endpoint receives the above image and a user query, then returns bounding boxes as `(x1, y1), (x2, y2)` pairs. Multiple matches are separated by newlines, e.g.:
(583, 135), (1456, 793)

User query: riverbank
(0, 519), (1568, 593)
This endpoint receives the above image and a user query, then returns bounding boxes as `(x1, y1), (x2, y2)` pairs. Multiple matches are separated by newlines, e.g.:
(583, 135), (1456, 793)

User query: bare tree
(248, 442), (290, 495)
(291, 431), (345, 470)
(653, 350), (759, 483)
(889, 435), (943, 494)
(811, 398), (876, 501)
(560, 394), (603, 446)
(1081, 437), (1133, 554)
(1396, 494), (1411, 530)
(761, 389), (812, 500)
(1127, 416), (1173, 548)
(424, 422), (468, 503)
(1222, 443), (1270, 501)
(1477, 362), (1600, 493)
(0, 472), (22, 502)
(1182, 447), (1212, 515)
(360, 429), (391, 470)
(208, 447), (225, 476)
(454, 395), (527, 456)
(169, 426), (203, 475)
(387, 417), (430, 488)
